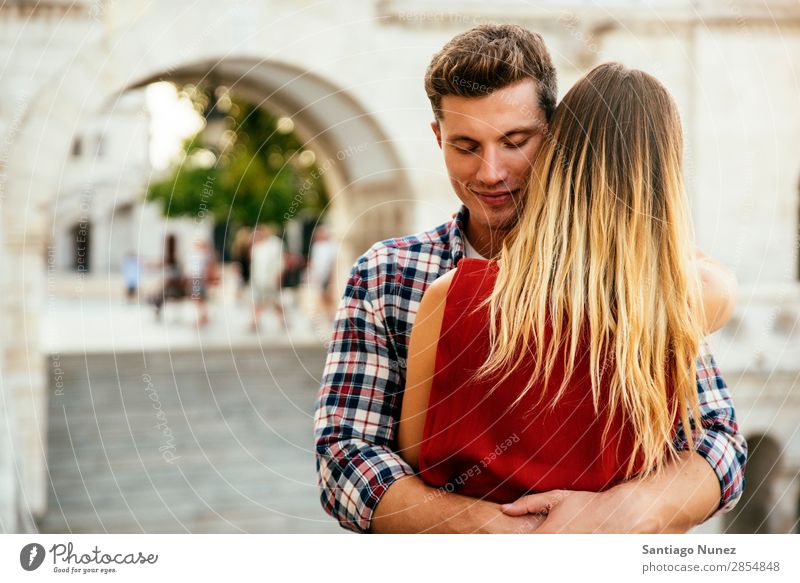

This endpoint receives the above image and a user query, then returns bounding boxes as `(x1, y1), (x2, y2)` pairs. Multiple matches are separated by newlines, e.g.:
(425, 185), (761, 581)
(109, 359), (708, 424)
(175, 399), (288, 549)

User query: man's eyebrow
(447, 126), (542, 143)
(447, 135), (479, 143)
(501, 125), (541, 138)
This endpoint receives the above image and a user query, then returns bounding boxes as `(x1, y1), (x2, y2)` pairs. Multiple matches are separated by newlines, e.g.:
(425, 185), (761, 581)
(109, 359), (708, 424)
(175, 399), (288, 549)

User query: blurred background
(0, 0), (798, 534)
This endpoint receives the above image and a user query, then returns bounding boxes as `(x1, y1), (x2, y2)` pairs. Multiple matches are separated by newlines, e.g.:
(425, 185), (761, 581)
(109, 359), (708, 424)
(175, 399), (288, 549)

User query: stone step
(42, 346), (339, 533)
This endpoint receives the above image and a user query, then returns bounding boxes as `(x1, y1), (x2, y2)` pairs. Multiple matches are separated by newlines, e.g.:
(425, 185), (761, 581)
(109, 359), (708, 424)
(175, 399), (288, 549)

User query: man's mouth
(473, 188), (519, 207)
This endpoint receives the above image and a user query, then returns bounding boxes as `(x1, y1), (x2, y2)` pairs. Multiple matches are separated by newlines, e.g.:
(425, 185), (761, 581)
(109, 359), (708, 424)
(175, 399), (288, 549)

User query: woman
(398, 63), (733, 513)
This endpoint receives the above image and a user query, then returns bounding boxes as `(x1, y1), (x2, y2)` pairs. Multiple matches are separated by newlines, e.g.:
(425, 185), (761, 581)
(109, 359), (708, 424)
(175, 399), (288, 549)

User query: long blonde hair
(474, 62), (705, 479)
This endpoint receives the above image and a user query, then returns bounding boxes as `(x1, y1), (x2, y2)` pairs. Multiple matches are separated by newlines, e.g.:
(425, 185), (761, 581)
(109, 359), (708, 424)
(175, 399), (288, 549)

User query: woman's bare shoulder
(423, 258), (492, 305)
(425, 267), (456, 299)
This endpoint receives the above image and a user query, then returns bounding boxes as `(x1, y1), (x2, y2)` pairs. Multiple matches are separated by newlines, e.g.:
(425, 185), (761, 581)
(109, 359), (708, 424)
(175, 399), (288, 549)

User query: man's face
(432, 78), (548, 237)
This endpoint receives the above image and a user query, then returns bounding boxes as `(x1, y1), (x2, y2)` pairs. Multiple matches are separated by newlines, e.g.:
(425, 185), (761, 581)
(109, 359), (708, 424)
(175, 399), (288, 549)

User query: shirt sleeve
(313, 259), (415, 533)
(672, 344), (748, 519)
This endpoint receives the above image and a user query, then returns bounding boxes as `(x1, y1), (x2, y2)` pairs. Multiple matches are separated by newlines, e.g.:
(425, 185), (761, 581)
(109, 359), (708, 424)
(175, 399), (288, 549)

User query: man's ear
(430, 120), (442, 149)
(541, 120), (550, 137)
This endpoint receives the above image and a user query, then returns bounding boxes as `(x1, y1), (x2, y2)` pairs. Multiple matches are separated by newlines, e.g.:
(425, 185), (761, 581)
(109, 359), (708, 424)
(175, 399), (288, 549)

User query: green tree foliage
(147, 86), (327, 228)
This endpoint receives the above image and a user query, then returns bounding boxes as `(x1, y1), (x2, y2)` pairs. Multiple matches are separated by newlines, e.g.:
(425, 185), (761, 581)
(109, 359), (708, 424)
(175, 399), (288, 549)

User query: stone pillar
(0, 106), (20, 533)
(0, 90), (79, 529)
(0, 187), (49, 533)
(3, 226), (50, 524)
(0, 223), (17, 532)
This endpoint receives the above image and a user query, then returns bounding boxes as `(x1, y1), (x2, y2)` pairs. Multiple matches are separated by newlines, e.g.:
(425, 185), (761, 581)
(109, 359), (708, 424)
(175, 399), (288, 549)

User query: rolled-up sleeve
(672, 345), (748, 518)
(313, 261), (415, 533)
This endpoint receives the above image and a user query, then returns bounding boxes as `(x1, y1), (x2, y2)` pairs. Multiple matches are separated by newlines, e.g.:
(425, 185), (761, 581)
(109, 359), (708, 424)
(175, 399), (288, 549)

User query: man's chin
(473, 213), (520, 238)
(488, 203), (524, 230)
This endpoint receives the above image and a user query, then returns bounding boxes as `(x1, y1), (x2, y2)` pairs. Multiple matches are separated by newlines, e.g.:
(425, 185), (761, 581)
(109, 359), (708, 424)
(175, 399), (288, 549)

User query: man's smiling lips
(472, 188), (520, 206)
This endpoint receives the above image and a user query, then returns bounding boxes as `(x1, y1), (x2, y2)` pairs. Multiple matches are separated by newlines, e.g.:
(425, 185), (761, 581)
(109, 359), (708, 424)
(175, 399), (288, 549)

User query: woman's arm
(695, 249), (737, 334)
(397, 270), (455, 471)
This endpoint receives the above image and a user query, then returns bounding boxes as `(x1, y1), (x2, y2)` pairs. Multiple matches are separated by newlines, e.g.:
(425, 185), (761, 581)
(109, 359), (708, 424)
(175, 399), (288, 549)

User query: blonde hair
(474, 62), (705, 480)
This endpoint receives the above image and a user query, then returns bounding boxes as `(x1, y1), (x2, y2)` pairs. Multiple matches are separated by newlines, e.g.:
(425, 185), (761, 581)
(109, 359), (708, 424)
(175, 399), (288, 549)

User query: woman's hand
(501, 451), (720, 533)
(500, 488), (671, 534)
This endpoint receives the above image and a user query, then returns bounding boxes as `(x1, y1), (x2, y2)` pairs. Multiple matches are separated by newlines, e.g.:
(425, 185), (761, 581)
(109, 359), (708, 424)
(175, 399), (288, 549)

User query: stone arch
(125, 56), (411, 259)
(0, 21), (413, 528)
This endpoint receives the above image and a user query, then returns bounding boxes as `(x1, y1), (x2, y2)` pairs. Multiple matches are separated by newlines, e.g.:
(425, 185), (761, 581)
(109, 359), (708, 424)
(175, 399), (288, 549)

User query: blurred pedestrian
(186, 238), (216, 327)
(149, 234), (185, 320)
(306, 225), (338, 322)
(230, 226), (253, 300)
(250, 224), (285, 331)
(122, 251), (141, 303)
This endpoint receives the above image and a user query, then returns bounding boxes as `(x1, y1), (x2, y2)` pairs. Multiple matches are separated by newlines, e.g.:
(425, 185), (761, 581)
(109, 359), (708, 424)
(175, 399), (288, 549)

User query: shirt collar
(448, 205), (469, 266)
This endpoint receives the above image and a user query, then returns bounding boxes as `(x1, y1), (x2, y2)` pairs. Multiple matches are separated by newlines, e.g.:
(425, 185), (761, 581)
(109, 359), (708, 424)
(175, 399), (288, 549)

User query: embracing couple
(314, 23), (747, 534)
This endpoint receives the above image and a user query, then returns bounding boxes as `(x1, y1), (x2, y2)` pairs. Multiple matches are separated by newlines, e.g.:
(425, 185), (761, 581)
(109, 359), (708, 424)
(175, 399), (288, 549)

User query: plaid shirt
(314, 206), (747, 533)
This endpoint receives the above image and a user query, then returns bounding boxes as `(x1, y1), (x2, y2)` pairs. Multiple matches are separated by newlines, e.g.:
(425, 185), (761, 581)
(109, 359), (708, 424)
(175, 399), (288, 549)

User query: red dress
(418, 258), (650, 503)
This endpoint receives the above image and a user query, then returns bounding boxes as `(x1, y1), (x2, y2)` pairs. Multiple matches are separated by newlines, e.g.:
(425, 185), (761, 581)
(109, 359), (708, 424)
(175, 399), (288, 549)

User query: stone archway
(127, 56), (411, 260)
(0, 15), (413, 530)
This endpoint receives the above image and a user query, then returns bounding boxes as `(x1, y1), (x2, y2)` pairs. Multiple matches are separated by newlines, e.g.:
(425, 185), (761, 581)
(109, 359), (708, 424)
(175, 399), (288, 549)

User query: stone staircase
(39, 346), (345, 533)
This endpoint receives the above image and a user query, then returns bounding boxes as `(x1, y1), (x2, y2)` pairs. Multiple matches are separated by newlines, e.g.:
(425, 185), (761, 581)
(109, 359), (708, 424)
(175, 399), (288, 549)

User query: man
(306, 225), (338, 324)
(314, 24), (746, 534)
(186, 238), (215, 327)
(250, 224), (285, 332)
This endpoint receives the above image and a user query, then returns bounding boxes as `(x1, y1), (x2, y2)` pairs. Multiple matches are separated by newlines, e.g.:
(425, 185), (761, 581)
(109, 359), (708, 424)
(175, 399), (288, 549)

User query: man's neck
(463, 218), (507, 259)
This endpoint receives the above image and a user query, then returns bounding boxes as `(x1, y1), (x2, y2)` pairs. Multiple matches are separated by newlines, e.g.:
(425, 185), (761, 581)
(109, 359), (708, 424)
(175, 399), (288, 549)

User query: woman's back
(418, 258), (651, 503)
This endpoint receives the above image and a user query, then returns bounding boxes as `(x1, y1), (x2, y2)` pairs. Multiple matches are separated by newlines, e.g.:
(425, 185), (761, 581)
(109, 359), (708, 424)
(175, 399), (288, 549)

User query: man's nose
(474, 147), (509, 186)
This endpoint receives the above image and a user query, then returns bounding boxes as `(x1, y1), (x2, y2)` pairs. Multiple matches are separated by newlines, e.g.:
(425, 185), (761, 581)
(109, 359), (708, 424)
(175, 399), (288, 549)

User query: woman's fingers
(501, 490), (569, 516)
